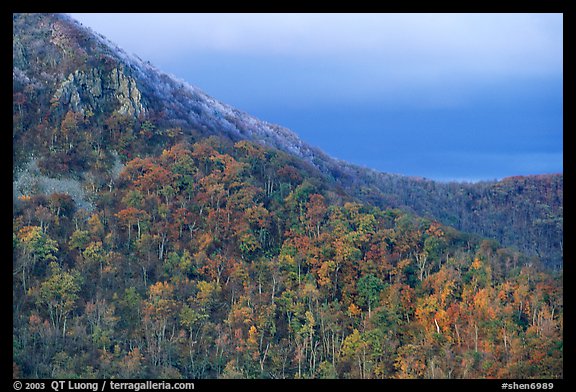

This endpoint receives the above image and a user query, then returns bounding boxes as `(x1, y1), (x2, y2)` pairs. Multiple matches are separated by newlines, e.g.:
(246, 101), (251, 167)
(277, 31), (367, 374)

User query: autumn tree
(15, 226), (58, 292)
(34, 262), (82, 338)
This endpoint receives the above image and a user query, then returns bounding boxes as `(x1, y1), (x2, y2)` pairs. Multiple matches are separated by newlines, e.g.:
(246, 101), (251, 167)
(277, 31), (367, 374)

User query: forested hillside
(13, 139), (563, 378)
(341, 169), (563, 267)
(12, 13), (563, 379)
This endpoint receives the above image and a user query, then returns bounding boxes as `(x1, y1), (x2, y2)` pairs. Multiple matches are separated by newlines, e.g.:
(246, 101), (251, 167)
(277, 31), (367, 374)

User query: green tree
(357, 274), (384, 318)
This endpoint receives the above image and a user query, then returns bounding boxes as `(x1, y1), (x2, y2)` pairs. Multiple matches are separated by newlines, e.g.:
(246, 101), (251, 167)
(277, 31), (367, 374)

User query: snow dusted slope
(67, 13), (321, 163)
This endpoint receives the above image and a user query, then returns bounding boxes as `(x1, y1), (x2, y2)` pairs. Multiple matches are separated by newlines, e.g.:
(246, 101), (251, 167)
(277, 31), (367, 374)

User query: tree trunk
(454, 323), (461, 346)
(474, 323), (478, 352)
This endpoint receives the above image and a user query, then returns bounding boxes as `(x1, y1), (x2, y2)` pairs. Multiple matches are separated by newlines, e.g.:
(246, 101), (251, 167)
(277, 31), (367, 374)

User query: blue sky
(70, 13), (563, 182)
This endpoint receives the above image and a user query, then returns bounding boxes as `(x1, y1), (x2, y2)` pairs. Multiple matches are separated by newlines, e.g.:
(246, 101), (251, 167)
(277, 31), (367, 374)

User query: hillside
(346, 170), (563, 268)
(12, 13), (562, 379)
(13, 13), (563, 268)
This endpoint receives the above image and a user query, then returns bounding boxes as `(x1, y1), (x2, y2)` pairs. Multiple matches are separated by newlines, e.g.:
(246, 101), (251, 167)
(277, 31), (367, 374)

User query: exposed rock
(52, 66), (144, 116)
(110, 67), (144, 116)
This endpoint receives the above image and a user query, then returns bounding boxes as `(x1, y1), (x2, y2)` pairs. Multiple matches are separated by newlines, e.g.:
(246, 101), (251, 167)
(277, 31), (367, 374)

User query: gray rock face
(110, 67), (144, 116)
(52, 66), (145, 116)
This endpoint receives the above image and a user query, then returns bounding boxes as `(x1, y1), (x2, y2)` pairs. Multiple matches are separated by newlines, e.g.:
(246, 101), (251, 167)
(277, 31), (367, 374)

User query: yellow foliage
(149, 281), (174, 300)
(247, 325), (258, 346)
(473, 288), (489, 309)
(471, 258), (483, 270)
(317, 260), (335, 287)
(279, 253), (296, 266)
(440, 279), (456, 306)
(196, 280), (221, 304)
(348, 303), (362, 317)
(17, 225), (42, 243)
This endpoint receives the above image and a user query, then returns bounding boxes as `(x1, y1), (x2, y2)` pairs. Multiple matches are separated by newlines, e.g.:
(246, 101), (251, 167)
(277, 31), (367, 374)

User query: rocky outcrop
(52, 66), (145, 117)
(110, 67), (144, 116)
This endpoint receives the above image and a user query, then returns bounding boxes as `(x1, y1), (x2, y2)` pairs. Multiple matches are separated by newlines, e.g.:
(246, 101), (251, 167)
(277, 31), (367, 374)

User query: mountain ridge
(64, 13), (324, 163)
(13, 13), (562, 266)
